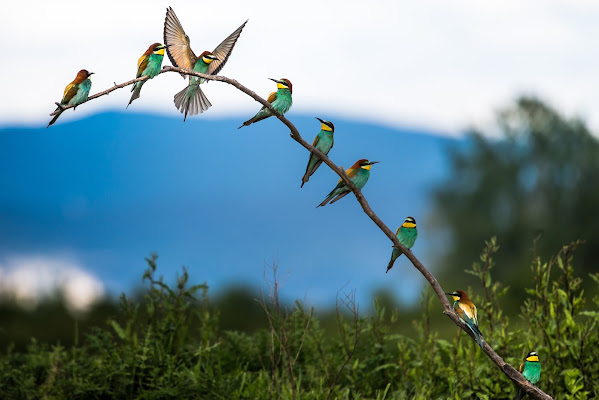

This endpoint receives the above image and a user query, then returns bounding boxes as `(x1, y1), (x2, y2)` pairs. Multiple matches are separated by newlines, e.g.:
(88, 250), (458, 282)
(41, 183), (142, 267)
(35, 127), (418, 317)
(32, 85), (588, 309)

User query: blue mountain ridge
(0, 112), (458, 307)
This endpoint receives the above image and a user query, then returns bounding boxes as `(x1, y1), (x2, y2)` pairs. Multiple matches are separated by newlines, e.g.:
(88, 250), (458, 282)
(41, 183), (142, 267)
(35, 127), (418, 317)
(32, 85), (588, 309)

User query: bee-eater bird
(127, 43), (166, 107)
(163, 7), (247, 120)
(386, 216), (418, 273)
(317, 159), (378, 207)
(301, 118), (335, 187)
(238, 78), (293, 128)
(514, 351), (541, 400)
(445, 290), (484, 348)
(47, 69), (94, 128)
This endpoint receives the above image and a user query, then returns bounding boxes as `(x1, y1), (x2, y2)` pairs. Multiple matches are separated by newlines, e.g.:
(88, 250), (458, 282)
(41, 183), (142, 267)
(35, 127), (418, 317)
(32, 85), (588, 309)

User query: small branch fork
(46, 65), (553, 400)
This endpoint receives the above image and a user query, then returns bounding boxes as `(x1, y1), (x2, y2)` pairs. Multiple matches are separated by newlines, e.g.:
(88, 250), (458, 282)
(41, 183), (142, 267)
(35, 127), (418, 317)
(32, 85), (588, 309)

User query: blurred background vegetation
(0, 240), (598, 398)
(1, 96), (598, 398)
(432, 97), (599, 310)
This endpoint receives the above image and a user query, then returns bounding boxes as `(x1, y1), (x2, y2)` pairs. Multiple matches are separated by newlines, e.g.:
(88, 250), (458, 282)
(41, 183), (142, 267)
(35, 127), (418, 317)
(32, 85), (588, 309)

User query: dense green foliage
(0, 244), (598, 399)
(433, 97), (599, 301)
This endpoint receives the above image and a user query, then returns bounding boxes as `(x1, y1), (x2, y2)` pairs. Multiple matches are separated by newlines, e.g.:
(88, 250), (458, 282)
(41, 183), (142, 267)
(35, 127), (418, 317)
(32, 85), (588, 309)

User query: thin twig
(327, 289), (360, 400)
(292, 306), (313, 367)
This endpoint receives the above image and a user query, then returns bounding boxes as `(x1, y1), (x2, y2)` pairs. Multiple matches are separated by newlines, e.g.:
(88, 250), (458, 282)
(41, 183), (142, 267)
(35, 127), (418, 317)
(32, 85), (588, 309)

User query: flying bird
(317, 159), (378, 207)
(163, 7), (247, 120)
(446, 290), (484, 348)
(238, 78), (293, 128)
(301, 118), (335, 187)
(127, 43), (166, 107)
(514, 351), (541, 400)
(47, 69), (94, 128)
(386, 216), (418, 273)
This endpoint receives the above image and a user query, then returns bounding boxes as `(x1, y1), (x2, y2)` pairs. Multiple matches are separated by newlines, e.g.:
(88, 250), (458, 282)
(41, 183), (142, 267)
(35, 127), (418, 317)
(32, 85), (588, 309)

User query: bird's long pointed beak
(316, 117), (325, 124)
(269, 78), (280, 83)
(369, 161), (380, 165)
(89, 72), (95, 75)
(445, 292), (453, 296)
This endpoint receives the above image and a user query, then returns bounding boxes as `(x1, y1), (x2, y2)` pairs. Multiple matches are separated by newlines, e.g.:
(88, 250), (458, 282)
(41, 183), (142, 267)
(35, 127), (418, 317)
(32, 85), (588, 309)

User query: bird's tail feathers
(174, 84), (212, 121)
(514, 388), (525, 400)
(317, 199), (330, 208)
(386, 257), (396, 273)
(301, 160), (322, 188)
(238, 116), (255, 129)
(317, 193), (334, 208)
(47, 109), (62, 128)
(329, 191), (350, 205)
(468, 325), (484, 349)
(301, 168), (311, 188)
(173, 86), (188, 119)
(318, 189), (349, 207)
(127, 82), (143, 108)
(238, 109), (271, 129)
(196, 85), (212, 114)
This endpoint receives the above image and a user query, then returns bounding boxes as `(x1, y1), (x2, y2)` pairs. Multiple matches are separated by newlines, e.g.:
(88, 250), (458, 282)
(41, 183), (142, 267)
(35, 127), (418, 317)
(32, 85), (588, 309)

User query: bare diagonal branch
(45, 65), (553, 400)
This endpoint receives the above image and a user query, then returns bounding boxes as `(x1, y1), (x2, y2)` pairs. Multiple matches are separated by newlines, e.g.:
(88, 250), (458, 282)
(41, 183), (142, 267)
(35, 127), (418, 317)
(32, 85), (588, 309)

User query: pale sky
(3, 0), (599, 134)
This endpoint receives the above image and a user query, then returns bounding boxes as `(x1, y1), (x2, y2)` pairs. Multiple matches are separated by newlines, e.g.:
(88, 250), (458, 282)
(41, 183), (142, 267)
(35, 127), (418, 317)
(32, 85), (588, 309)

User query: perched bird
(317, 159), (378, 207)
(238, 78), (293, 128)
(127, 43), (166, 107)
(163, 7), (247, 120)
(301, 118), (335, 187)
(515, 351), (542, 400)
(445, 290), (484, 348)
(47, 69), (94, 128)
(386, 216), (418, 273)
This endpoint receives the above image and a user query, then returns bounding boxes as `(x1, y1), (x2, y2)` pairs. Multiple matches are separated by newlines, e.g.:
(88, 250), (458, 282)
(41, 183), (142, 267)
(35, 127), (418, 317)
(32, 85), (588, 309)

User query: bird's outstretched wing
(207, 20), (248, 76)
(61, 82), (79, 104)
(163, 7), (197, 72)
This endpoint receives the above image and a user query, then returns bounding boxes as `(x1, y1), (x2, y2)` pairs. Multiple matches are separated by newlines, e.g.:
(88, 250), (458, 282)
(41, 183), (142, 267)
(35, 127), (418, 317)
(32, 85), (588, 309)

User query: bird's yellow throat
(402, 222), (416, 228)
(155, 48), (165, 56)
(276, 83), (289, 90)
(452, 296), (460, 302)
(361, 165), (372, 170)
(202, 57), (215, 64)
(321, 123), (332, 132)
(527, 355), (539, 362)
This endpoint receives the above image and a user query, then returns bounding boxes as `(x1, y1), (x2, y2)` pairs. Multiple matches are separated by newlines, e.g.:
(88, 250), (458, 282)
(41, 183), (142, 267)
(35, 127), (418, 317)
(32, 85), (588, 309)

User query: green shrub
(0, 243), (597, 399)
